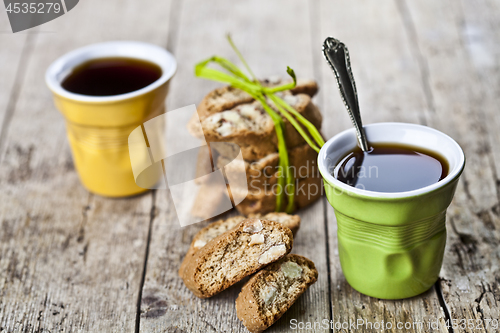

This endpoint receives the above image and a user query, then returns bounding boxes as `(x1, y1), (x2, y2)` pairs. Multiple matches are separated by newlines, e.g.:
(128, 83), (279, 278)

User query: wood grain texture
(403, 0), (500, 331)
(0, 0), (174, 332)
(0, 8), (31, 157)
(1, 0), (500, 332)
(139, 0), (331, 332)
(317, 0), (500, 331)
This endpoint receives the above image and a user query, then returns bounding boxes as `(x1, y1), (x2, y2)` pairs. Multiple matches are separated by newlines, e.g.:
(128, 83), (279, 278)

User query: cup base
(84, 185), (151, 198)
(346, 279), (436, 300)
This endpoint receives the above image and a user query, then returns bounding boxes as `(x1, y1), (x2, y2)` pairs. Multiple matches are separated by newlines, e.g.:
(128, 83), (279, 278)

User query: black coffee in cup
(61, 57), (162, 96)
(333, 143), (448, 192)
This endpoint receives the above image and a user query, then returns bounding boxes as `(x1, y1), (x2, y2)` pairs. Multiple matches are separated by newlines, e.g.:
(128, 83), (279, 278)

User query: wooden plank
(461, 1), (500, 187)
(317, 0), (450, 331)
(0, 0), (175, 331)
(403, 0), (500, 331)
(457, 0), (500, 196)
(139, 0), (332, 332)
(0, 8), (30, 157)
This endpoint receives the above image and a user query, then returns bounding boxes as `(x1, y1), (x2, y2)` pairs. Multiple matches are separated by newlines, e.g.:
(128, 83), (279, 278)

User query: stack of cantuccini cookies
(180, 213), (318, 333)
(188, 78), (323, 217)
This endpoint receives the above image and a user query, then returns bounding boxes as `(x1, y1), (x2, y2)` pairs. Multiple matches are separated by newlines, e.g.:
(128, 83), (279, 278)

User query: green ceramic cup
(318, 123), (465, 299)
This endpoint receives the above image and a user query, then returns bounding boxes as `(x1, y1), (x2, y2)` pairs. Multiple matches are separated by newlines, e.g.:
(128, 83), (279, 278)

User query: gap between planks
(395, 0), (456, 330)
(135, 0), (184, 331)
(135, 190), (157, 333)
(0, 32), (37, 161)
(395, 0), (435, 121)
(398, 0), (500, 330)
(308, 0), (335, 331)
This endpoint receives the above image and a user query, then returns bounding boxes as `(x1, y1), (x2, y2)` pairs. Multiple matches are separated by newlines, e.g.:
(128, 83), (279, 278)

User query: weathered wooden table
(1, 0), (499, 332)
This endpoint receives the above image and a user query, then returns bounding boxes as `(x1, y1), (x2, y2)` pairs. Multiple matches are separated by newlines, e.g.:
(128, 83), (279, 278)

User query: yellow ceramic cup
(46, 41), (176, 197)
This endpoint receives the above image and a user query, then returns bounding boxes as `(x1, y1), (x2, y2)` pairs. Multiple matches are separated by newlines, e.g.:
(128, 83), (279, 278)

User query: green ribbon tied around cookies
(194, 35), (325, 213)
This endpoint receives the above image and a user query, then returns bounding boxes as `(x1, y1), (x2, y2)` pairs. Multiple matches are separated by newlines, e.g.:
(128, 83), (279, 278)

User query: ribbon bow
(194, 37), (325, 213)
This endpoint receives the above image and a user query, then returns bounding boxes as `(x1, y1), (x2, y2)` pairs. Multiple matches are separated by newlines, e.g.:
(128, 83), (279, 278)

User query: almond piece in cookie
(194, 94), (322, 161)
(191, 78), (319, 124)
(216, 142), (319, 190)
(181, 218), (293, 298)
(232, 174), (323, 216)
(251, 213), (300, 236)
(178, 213), (300, 278)
(235, 254), (318, 333)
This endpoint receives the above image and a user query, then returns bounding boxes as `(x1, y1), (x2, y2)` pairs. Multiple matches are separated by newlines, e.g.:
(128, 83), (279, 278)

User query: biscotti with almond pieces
(179, 213), (300, 278)
(217, 143), (319, 190)
(181, 218), (293, 298)
(236, 254), (318, 333)
(248, 213), (300, 236)
(195, 78), (318, 120)
(190, 94), (322, 161)
(231, 174), (323, 216)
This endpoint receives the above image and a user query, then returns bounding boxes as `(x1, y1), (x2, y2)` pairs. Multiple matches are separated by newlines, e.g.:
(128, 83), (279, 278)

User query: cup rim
(45, 41), (177, 103)
(318, 122), (466, 199)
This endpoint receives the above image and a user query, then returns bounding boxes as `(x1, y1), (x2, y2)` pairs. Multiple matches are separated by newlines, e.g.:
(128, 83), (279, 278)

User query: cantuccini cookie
(179, 213), (300, 278)
(188, 77), (323, 216)
(235, 254), (318, 333)
(247, 213), (300, 237)
(217, 143), (319, 190)
(194, 78), (318, 121)
(181, 218), (293, 298)
(232, 174), (323, 216)
(191, 94), (322, 160)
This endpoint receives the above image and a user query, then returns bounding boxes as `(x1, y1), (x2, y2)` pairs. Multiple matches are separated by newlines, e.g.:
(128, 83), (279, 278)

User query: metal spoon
(322, 37), (370, 152)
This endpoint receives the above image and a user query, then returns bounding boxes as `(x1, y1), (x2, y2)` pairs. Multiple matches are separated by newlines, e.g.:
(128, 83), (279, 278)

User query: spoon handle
(322, 37), (369, 152)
